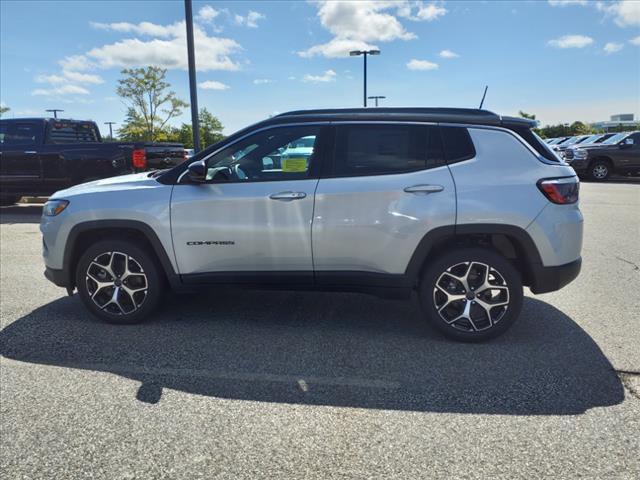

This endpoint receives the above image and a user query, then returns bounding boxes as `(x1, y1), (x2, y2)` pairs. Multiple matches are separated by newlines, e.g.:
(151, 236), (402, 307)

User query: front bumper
(529, 257), (582, 294)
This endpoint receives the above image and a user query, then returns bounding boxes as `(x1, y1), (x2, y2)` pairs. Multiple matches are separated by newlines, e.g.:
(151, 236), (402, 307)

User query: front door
(0, 121), (42, 191)
(171, 124), (328, 283)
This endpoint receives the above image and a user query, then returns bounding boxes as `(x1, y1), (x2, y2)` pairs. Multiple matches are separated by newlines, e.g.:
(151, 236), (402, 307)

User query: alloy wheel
(85, 251), (148, 315)
(433, 261), (509, 332)
(592, 164), (609, 179)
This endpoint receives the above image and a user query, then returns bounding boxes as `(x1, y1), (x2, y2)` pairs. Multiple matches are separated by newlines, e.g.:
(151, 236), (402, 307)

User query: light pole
(349, 49), (380, 107)
(105, 122), (116, 140)
(46, 109), (64, 118)
(184, 0), (201, 152)
(367, 95), (386, 107)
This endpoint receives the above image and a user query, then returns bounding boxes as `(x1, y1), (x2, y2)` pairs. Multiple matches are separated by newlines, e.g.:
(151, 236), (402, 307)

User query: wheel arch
(405, 224), (543, 288)
(63, 220), (180, 290)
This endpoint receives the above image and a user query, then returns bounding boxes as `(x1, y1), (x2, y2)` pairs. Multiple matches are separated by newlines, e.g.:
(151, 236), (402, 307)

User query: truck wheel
(75, 239), (164, 324)
(589, 160), (611, 181)
(418, 248), (523, 342)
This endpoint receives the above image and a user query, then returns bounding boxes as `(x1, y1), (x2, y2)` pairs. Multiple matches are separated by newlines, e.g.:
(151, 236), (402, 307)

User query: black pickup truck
(0, 118), (185, 204)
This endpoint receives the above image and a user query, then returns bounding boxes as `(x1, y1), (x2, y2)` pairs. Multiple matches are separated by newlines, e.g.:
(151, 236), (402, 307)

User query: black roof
(271, 107), (536, 128)
(0, 117), (97, 124)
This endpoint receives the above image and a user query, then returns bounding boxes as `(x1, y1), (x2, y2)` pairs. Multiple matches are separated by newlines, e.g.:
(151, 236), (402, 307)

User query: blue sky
(1, 0), (639, 137)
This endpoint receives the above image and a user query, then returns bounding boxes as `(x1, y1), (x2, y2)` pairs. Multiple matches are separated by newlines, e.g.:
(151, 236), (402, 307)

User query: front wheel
(76, 239), (164, 324)
(419, 248), (523, 342)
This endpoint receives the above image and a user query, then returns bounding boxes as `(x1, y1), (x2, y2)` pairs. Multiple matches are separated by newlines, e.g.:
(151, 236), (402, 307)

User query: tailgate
(144, 144), (186, 168)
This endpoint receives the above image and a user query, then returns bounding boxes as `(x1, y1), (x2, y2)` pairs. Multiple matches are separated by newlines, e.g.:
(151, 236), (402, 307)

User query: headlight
(574, 149), (588, 160)
(43, 200), (69, 216)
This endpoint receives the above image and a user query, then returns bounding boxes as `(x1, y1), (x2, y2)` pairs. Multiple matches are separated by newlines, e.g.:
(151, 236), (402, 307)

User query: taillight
(132, 149), (147, 169)
(537, 177), (579, 204)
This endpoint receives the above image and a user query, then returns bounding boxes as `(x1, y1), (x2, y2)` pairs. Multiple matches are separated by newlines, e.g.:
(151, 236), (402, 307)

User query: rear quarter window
(440, 126), (476, 163)
(47, 122), (100, 144)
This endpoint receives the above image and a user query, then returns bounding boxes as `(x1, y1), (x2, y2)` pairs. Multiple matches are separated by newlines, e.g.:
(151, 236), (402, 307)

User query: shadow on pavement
(0, 290), (624, 415)
(0, 205), (43, 224)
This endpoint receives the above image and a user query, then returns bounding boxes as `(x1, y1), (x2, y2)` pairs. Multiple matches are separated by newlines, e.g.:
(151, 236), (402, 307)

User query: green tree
(168, 108), (225, 149)
(0, 105), (9, 117)
(116, 66), (188, 142)
(518, 111), (536, 120)
(568, 121), (593, 135)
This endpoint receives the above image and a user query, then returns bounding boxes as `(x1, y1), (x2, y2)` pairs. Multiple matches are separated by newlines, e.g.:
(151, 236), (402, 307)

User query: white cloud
(234, 11), (265, 28)
(404, 2), (448, 21)
(253, 79), (272, 84)
(303, 69), (337, 83)
(603, 42), (624, 54)
(61, 70), (103, 84)
(35, 74), (66, 84)
(86, 21), (241, 71)
(32, 85), (90, 96)
(59, 55), (94, 72)
(547, 34), (594, 48)
(90, 21), (180, 37)
(439, 49), (459, 58)
(407, 59), (439, 70)
(597, 0), (640, 27)
(630, 35), (640, 45)
(198, 80), (230, 90)
(197, 5), (220, 23)
(548, 0), (588, 6)
(299, 1), (445, 58)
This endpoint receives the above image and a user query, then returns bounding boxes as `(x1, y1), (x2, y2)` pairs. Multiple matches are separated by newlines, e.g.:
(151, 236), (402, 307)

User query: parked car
(41, 107), (582, 342)
(567, 131), (640, 180)
(0, 118), (185, 204)
(563, 133), (615, 161)
(553, 135), (592, 157)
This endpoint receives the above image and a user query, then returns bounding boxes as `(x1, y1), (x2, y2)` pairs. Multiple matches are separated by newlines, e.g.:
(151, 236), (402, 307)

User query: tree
(116, 66), (188, 142)
(168, 108), (225, 149)
(0, 105), (9, 117)
(519, 111), (536, 120)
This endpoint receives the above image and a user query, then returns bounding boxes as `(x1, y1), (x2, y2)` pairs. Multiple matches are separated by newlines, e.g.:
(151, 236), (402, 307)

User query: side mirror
(187, 160), (207, 183)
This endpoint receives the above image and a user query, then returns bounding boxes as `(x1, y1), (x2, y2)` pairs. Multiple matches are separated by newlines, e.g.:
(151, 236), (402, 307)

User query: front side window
(333, 124), (443, 177)
(205, 125), (321, 182)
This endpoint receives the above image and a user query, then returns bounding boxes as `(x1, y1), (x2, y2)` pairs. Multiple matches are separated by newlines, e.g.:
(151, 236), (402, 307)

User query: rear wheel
(589, 160), (611, 181)
(76, 239), (164, 324)
(419, 248), (523, 342)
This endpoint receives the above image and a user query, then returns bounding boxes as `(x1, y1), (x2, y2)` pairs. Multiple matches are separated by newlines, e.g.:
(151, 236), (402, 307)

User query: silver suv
(41, 108), (583, 341)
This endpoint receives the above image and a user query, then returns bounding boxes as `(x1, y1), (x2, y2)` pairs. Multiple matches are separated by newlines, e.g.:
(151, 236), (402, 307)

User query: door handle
(23, 151), (37, 155)
(403, 184), (444, 194)
(269, 191), (307, 201)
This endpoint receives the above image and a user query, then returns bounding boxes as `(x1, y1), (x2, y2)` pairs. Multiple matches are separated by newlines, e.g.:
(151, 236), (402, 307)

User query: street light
(184, 0), (201, 152)
(104, 122), (116, 140)
(367, 95), (386, 107)
(349, 49), (381, 107)
(46, 109), (64, 119)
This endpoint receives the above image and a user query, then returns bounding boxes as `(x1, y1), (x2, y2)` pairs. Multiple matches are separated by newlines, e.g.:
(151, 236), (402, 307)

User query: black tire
(418, 247), (523, 342)
(589, 159), (611, 181)
(76, 239), (164, 324)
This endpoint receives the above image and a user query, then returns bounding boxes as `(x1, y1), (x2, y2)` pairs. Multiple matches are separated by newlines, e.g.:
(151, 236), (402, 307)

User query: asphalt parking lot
(1, 180), (639, 479)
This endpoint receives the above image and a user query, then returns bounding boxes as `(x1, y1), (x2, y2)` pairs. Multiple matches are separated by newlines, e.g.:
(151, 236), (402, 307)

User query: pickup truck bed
(0, 118), (185, 203)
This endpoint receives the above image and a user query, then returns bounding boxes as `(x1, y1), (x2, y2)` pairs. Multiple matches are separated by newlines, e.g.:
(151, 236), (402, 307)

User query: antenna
(478, 86), (488, 109)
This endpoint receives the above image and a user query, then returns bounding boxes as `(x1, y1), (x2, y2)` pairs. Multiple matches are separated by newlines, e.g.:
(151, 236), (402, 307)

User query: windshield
(578, 134), (602, 145)
(564, 136), (584, 146)
(602, 132), (629, 145)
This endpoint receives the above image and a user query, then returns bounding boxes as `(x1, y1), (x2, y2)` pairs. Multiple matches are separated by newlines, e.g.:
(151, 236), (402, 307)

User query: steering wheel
(233, 163), (248, 180)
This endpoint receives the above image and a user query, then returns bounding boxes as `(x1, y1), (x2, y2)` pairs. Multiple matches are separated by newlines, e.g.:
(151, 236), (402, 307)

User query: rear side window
(1, 122), (38, 145)
(440, 126), (475, 163)
(47, 122), (100, 144)
(333, 124), (444, 176)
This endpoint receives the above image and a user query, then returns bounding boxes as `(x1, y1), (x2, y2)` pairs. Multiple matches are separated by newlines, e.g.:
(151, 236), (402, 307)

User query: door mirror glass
(187, 160), (207, 183)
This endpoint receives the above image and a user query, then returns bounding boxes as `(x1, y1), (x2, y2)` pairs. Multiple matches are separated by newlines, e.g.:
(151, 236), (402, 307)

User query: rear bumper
(44, 267), (70, 288)
(529, 257), (582, 294)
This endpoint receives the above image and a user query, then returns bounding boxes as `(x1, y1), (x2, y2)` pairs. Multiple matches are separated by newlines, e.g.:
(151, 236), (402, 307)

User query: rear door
(171, 124), (330, 281)
(312, 122), (456, 282)
(0, 120), (42, 186)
